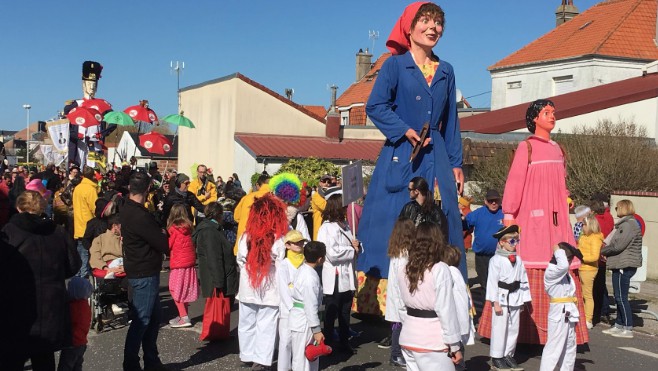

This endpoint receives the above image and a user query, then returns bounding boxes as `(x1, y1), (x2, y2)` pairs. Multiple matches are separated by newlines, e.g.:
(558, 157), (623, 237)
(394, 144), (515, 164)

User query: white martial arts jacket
(486, 253), (531, 306)
(276, 258), (299, 319)
(544, 249), (579, 323)
(289, 264), (323, 333)
(449, 265), (475, 343)
(237, 234), (285, 306)
(317, 221), (357, 295)
(385, 256), (408, 322)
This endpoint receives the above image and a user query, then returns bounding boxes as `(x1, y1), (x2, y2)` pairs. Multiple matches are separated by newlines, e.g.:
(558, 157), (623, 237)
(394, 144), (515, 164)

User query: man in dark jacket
(162, 173), (205, 225)
(120, 172), (169, 371)
(399, 176), (449, 239)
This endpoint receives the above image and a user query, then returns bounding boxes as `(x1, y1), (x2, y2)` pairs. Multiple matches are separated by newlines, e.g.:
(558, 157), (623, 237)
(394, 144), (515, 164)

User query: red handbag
(199, 290), (231, 341)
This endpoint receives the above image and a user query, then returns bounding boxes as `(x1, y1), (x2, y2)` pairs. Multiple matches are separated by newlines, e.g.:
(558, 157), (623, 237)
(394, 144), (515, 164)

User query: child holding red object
(58, 277), (93, 371)
(167, 203), (199, 328)
(289, 241), (327, 371)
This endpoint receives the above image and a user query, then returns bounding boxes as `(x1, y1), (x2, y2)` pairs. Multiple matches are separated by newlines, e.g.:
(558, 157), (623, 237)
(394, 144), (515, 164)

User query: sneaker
(586, 321), (593, 330)
(378, 335), (392, 349)
(170, 316), (192, 328)
(390, 355), (406, 367)
(491, 357), (512, 370)
(602, 326), (623, 335)
(112, 304), (127, 315)
(168, 316), (181, 326)
(504, 355), (524, 371)
(611, 329), (634, 338)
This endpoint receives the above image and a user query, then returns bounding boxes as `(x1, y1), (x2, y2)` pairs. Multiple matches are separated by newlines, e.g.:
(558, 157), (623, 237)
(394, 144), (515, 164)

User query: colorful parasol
(66, 106), (102, 128)
(103, 111), (135, 126)
(139, 132), (172, 155)
(161, 113), (195, 128)
(80, 98), (112, 114)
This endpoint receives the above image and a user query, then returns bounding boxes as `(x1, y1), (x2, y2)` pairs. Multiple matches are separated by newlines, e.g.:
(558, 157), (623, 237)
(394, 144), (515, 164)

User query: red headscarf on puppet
(386, 2), (429, 55)
(245, 193), (288, 289)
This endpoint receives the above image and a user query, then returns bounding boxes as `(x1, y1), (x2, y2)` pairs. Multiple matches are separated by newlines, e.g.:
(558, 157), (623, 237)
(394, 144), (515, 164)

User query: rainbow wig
(245, 193), (288, 289)
(269, 172), (303, 206)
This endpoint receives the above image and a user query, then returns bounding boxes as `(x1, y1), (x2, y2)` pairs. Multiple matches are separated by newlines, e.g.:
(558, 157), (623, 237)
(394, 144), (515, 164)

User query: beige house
(178, 73), (384, 185)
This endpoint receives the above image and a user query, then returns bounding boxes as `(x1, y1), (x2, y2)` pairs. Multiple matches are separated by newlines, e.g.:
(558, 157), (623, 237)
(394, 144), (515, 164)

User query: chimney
(325, 111), (341, 142)
(356, 48), (373, 82)
(329, 84), (338, 113)
(556, 0), (579, 27)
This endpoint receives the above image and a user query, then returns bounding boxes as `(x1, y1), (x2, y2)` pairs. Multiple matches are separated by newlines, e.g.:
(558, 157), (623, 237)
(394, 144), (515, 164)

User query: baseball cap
(320, 174), (332, 182)
(284, 230), (308, 244)
(485, 189), (501, 201)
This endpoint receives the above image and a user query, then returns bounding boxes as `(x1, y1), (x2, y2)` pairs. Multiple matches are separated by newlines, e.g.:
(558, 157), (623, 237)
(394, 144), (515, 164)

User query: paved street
(58, 251), (658, 370)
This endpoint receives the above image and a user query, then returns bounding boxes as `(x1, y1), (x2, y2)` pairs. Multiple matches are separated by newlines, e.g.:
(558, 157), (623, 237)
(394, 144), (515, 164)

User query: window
(340, 110), (349, 126)
(506, 81), (522, 106)
(553, 75), (574, 96)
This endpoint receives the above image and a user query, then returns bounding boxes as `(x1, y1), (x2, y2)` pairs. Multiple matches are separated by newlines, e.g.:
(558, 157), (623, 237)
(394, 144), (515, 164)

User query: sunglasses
(507, 238), (520, 246)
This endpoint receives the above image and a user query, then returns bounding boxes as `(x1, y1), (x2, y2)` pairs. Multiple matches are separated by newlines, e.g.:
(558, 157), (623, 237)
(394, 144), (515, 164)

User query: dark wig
(525, 99), (554, 134)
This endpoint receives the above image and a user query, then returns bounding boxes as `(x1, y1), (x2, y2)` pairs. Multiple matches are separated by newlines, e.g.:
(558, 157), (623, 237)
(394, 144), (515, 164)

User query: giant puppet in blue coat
(355, 2), (466, 314)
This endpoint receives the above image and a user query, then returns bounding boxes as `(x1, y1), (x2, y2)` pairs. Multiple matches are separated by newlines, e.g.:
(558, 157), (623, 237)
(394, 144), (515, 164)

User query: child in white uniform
(443, 244), (475, 371)
(540, 243), (583, 371)
(289, 241), (327, 371)
(276, 230), (308, 371)
(487, 225), (531, 371)
(385, 218), (415, 368)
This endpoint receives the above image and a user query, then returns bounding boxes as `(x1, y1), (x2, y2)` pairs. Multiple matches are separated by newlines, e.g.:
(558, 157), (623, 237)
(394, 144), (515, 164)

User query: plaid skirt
(477, 268), (589, 345)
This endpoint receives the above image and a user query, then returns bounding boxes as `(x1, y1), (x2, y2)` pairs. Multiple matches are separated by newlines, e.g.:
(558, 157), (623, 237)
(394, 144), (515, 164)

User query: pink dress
(502, 136), (577, 268)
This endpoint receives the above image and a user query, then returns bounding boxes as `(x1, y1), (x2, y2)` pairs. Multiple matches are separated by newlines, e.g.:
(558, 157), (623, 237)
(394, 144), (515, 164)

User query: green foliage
(469, 119), (658, 205)
(276, 157), (340, 187)
(250, 172), (262, 188)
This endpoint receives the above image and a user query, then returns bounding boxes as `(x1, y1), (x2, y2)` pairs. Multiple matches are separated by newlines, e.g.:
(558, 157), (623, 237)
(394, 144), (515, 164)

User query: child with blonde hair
(577, 215), (603, 329)
(167, 203), (199, 328)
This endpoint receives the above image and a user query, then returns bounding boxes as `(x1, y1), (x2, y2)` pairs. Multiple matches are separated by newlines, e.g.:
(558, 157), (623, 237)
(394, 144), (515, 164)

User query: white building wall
(554, 98), (658, 140)
(491, 58), (647, 109)
(233, 140), (284, 192)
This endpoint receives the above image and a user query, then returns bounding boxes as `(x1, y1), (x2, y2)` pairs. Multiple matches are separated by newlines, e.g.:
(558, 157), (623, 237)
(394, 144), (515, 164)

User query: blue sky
(0, 0), (601, 131)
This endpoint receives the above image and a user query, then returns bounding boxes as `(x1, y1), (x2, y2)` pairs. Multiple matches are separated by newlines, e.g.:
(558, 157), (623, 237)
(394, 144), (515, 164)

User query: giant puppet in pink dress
(478, 99), (589, 345)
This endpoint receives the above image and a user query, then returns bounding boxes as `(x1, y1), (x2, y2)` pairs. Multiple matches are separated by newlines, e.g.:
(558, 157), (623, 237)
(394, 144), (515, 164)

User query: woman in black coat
(192, 203), (238, 299)
(1, 190), (81, 371)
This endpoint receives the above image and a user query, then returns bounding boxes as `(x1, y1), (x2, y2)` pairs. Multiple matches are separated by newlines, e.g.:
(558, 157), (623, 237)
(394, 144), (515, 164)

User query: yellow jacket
(233, 183), (270, 254)
(311, 191), (326, 240)
(578, 232), (603, 271)
(188, 177), (218, 205)
(72, 177), (99, 239)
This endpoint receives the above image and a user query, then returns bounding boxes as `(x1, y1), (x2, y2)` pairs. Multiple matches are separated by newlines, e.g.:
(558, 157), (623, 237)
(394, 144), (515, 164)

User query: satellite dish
(456, 88), (463, 102)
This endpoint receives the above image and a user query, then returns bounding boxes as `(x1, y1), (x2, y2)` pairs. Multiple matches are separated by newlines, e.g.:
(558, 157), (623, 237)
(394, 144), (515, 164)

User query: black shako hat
(493, 224), (520, 240)
(82, 61), (103, 81)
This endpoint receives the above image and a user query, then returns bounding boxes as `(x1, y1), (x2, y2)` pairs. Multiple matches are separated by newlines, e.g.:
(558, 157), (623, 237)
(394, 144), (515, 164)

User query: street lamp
(23, 104), (31, 165)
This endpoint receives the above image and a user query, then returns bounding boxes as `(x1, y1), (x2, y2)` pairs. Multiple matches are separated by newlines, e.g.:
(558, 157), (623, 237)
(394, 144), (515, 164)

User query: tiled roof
(182, 73), (326, 123)
(460, 72), (658, 133)
(301, 105), (328, 119)
(462, 138), (516, 166)
(336, 53), (392, 107)
(490, 0), (658, 70)
(234, 133), (383, 162)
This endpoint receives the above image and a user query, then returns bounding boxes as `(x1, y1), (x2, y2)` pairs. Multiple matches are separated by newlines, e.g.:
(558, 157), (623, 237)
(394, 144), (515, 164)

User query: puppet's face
(533, 105), (556, 134)
(410, 14), (443, 49)
(82, 80), (98, 99)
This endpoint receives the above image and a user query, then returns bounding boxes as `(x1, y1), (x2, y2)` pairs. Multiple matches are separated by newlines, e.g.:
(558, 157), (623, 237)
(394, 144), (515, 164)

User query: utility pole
(23, 104), (31, 164)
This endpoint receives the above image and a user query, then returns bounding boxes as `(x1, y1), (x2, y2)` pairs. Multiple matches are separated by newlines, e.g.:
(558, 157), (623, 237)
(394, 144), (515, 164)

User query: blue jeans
(123, 275), (162, 371)
(611, 268), (636, 329)
(391, 322), (402, 358)
(75, 240), (90, 278)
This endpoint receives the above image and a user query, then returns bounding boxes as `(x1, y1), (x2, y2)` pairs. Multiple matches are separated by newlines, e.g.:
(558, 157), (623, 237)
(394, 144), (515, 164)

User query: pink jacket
(168, 224), (196, 269)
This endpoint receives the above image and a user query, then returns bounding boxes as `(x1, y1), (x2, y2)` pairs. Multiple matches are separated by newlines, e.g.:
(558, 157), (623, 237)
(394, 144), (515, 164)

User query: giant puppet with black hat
(62, 61), (116, 168)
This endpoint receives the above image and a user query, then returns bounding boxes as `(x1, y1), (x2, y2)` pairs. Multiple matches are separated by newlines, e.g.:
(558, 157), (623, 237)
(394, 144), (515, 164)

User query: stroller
(90, 268), (130, 333)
